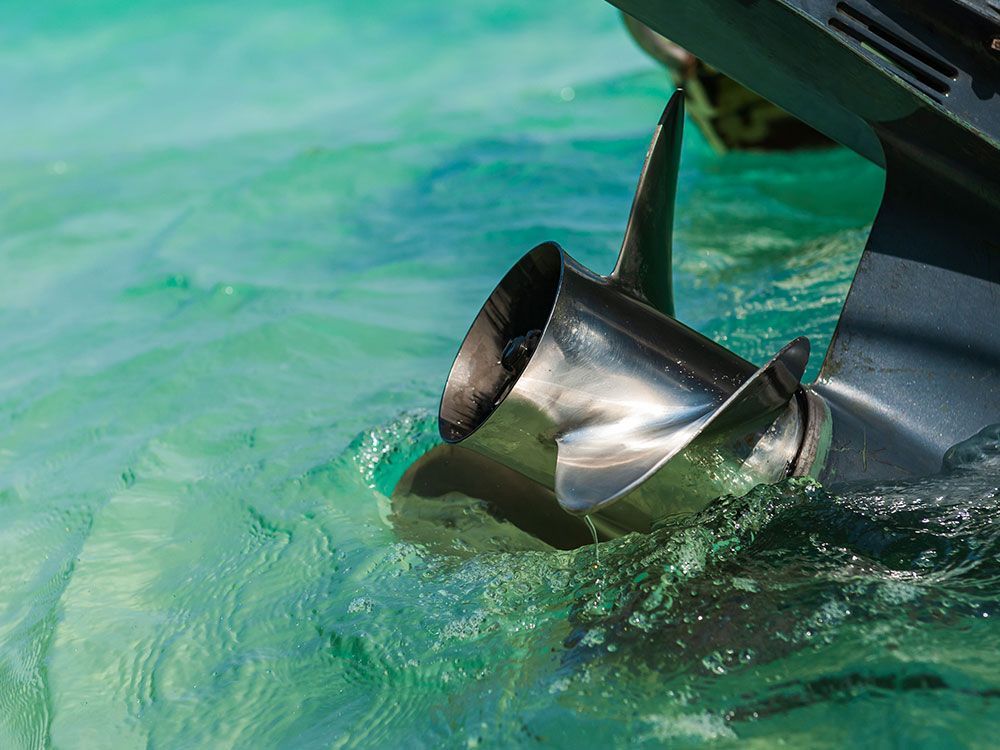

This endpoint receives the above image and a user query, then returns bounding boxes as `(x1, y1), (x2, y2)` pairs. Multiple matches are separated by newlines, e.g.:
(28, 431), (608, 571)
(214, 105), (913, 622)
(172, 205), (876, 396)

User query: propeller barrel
(439, 241), (823, 524)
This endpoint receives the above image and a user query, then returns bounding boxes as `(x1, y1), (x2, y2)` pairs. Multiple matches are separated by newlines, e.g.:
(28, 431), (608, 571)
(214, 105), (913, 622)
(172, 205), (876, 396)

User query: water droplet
(584, 516), (600, 569)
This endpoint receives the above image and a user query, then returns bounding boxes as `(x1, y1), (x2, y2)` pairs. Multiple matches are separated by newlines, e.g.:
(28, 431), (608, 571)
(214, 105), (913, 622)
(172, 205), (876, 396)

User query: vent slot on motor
(829, 2), (957, 98)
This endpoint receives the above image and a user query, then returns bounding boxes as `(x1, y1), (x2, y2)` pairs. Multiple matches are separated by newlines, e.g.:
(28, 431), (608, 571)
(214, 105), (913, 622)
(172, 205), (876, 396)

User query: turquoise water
(4, 1), (1000, 747)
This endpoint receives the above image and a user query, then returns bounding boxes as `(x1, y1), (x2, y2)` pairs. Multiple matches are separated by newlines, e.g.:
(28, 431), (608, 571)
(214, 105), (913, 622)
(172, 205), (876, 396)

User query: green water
(4, 0), (999, 747)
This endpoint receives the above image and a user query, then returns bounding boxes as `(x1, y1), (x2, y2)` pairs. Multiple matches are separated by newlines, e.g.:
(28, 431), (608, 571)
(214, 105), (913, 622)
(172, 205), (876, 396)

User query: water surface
(3, 0), (998, 747)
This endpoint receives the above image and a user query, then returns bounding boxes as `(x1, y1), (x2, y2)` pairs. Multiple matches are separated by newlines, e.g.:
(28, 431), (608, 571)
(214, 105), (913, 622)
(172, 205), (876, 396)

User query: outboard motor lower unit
(396, 0), (1000, 545)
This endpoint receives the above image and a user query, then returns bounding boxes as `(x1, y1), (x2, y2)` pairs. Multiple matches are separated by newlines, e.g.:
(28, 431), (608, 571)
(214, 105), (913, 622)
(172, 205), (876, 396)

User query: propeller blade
(554, 337), (809, 515)
(609, 88), (685, 317)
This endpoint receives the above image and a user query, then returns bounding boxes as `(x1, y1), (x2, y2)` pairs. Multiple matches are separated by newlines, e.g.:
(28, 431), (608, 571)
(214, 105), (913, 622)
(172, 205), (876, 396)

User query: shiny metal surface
(396, 385), (821, 544)
(608, 88), (684, 316)
(438, 238), (813, 518)
(424, 90), (823, 535)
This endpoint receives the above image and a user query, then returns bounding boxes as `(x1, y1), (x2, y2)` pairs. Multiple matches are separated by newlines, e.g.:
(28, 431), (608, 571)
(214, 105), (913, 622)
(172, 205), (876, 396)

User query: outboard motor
(396, 0), (1000, 546)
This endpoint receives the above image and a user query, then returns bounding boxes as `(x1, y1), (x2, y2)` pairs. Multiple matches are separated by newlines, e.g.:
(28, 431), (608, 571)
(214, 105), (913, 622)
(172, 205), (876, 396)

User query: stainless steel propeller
(398, 91), (829, 540)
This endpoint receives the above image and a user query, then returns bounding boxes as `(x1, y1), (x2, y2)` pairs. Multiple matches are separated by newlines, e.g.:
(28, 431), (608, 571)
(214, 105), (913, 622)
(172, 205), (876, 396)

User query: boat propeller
(395, 91), (829, 544)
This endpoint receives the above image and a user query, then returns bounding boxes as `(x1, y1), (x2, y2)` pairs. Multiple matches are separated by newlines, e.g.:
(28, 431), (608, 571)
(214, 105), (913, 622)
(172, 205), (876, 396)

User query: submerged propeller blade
(609, 88), (685, 317)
